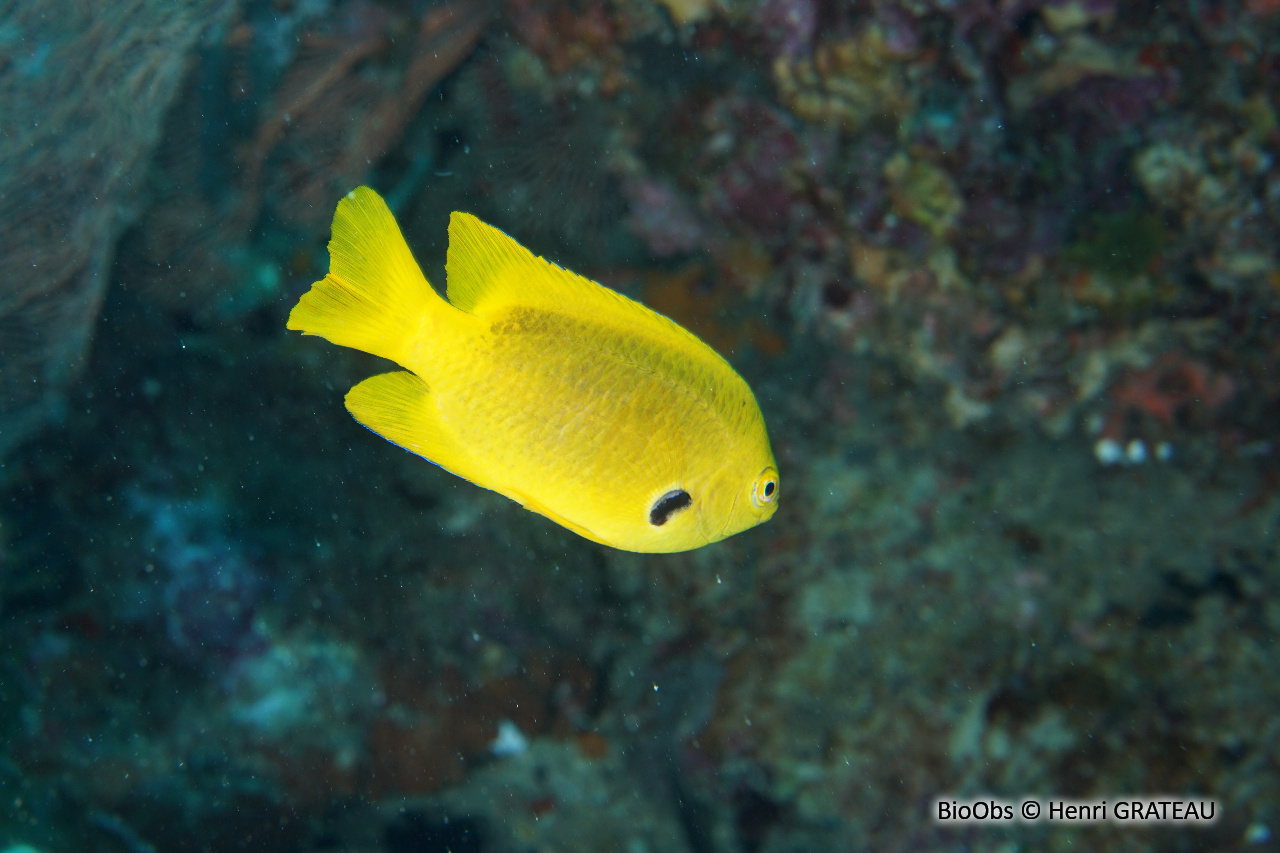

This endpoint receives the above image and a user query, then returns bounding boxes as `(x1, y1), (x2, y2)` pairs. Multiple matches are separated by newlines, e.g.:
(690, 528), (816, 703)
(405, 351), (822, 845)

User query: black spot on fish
(650, 489), (692, 526)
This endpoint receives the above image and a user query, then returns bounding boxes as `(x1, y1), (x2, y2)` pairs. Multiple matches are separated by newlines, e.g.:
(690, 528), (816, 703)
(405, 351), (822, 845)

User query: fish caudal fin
(346, 371), (485, 484)
(287, 186), (442, 365)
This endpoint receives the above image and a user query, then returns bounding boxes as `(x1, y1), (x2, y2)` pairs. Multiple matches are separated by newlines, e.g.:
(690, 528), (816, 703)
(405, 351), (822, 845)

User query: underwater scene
(2, 0), (1279, 850)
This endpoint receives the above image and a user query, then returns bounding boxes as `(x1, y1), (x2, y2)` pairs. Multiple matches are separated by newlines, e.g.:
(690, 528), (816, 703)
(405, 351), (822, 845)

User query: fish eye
(649, 489), (692, 526)
(752, 468), (779, 508)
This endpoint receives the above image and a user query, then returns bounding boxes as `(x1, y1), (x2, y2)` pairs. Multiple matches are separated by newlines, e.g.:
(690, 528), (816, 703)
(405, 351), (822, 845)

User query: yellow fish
(287, 187), (779, 552)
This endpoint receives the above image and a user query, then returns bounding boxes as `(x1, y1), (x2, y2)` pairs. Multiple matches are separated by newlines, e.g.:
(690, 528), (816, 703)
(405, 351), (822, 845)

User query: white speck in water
(1094, 438), (1123, 466)
(491, 720), (528, 757)
(1125, 439), (1147, 464)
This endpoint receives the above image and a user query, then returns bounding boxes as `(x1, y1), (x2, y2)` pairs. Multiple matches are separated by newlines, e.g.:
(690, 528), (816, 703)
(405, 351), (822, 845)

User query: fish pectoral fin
(505, 488), (612, 547)
(345, 371), (484, 482)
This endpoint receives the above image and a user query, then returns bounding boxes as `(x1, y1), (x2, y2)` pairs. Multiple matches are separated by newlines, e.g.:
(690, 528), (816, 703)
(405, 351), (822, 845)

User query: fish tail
(287, 186), (444, 365)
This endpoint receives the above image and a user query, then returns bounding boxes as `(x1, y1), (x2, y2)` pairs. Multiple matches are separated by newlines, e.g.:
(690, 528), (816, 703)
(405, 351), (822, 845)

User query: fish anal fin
(348, 372), (612, 545)
(345, 371), (484, 484)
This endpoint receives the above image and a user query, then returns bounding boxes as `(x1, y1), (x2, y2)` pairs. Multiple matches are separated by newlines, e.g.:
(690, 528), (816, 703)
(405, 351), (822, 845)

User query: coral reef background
(0, 0), (238, 457)
(1, 0), (1278, 851)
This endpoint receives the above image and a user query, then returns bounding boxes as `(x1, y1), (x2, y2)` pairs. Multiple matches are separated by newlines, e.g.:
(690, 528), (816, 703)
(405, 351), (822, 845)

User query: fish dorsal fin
(444, 212), (717, 362)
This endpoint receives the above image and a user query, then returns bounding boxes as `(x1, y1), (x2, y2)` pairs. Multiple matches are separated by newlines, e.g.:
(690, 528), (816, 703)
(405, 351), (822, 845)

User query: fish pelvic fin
(287, 186), (444, 366)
